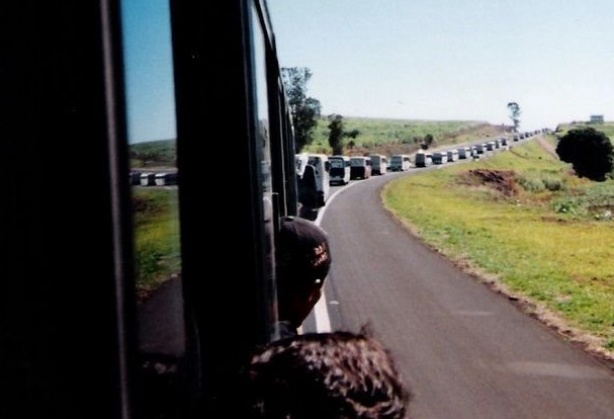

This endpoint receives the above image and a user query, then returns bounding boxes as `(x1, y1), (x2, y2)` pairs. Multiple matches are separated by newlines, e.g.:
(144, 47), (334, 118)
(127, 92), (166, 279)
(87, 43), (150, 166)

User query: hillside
(555, 121), (614, 139)
(130, 139), (176, 168)
(305, 117), (512, 156)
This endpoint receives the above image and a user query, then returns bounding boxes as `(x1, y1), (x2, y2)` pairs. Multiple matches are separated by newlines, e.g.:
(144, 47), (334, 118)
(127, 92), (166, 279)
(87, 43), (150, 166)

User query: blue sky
(268, 0), (614, 132)
(121, 0), (614, 142)
(122, 0), (176, 143)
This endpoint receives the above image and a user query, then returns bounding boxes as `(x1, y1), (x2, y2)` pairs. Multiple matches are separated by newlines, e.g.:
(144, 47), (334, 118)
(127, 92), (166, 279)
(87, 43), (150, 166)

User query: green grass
(304, 117), (509, 156)
(383, 137), (614, 354)
(556, 121), (614, 137)
(132, 187), (181, 299)
(130, 139), (176, 167)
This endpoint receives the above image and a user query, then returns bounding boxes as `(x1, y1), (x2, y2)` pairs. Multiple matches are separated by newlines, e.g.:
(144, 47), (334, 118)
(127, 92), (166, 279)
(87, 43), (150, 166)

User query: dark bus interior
(1, 0), (296, 417)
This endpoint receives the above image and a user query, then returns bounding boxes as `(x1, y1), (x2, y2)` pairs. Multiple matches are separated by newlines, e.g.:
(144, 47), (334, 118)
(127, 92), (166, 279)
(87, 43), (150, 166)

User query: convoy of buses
(294, 129), (546, 208)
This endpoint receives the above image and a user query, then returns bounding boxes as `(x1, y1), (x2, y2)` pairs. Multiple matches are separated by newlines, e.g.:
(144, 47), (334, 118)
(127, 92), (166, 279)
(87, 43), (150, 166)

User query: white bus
(328, 155), (351, 185)
(349, 156), (372, 180)
(414, 151), (432, 168)
(446, 149), (459, 162)
(457, 147), (471, 159)
(295, 153), (310, 177)
(295, 153), (330, 207)
(432, 151), (448, 165)
(307, 154), (331, 206)
(390, 154), (411, 171)
(370, 154), (388, 175)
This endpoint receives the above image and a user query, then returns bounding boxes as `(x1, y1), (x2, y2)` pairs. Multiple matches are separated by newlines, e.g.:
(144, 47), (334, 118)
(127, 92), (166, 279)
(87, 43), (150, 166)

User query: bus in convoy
(3, 1), (302, 417)
(296, 153), (330, 206)
(446, 149), (459, 162)
(307, 154), (331, 206)
(350, 156), (372, 180)
(295, 153), (310, 177)
(328, 155), (351, 185)
(389, 154), (411, 171)
(370, 154), (388, 175)
(414, 151), (432, 168)
(432, 151), (449, 165)
(457, 146), (471, 159)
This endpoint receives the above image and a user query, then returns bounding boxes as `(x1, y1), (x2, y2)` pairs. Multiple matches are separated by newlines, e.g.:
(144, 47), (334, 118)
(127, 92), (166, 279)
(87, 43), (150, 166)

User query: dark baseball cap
(277, 216), (331, 288)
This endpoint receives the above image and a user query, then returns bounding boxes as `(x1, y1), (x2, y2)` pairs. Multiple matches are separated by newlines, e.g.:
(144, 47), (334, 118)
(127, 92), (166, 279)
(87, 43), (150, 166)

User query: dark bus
(2, 0), (297, 417)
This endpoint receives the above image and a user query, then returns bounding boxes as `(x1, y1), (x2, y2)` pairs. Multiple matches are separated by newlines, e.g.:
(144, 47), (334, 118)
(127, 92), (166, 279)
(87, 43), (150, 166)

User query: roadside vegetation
(305, 117), (508, 156)
(130, 139), (176, 167)
(382, 136), (614, 360)
(132, 187), (181, 302)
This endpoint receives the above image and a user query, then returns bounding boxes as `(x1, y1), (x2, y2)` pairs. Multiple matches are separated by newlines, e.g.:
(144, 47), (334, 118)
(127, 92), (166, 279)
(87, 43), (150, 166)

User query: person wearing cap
(275, 216), (332, 339)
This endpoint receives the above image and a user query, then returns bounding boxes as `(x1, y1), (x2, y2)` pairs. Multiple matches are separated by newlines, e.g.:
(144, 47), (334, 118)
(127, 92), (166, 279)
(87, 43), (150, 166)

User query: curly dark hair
(239, 331), (412, 419)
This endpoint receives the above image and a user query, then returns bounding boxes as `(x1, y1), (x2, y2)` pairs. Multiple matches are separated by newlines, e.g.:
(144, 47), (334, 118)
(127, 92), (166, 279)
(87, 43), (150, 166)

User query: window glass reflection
(252, 4), (277, 340)
(121, 0), (185, 416)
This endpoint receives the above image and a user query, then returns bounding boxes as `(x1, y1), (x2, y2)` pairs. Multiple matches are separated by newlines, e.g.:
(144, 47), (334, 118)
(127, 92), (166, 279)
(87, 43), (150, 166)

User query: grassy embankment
(130, 139), (180, 300)
(382, 133), (614, 359)
(132, 187), (181, 300)
(304, 117), (508, 156)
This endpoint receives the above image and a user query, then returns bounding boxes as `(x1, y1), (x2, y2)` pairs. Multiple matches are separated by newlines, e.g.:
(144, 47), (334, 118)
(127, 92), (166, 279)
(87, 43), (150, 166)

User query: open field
(128, 118), (514, 161)
(382, 136), (614, 362)
(305, 117), (511, 156)
(556, 121), (614, 137)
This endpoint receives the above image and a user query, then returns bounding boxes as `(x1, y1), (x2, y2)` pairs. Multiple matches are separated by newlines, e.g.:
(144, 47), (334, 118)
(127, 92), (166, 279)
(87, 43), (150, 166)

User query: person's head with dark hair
(239, 330), (412, 419)
(276, 216), (332, 337)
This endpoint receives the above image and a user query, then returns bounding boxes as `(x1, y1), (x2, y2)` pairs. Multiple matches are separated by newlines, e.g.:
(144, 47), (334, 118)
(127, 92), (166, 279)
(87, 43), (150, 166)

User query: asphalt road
(314, 169), (614, 419)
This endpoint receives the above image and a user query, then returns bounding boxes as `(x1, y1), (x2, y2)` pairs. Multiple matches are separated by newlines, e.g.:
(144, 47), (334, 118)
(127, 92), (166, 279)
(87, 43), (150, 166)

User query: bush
(556, 127), (614, 181)
(552, 199), (578, 215)
(517, 176), (545, 192)
(542, 178), (564, 191)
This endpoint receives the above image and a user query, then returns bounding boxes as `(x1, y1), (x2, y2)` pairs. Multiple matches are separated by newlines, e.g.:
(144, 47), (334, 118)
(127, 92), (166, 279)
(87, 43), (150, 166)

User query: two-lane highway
(309, 169), (614, 419)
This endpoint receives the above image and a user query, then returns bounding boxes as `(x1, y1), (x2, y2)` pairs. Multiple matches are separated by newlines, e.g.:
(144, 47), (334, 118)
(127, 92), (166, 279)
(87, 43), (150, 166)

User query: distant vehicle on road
(457, 147), (471, 159)
(370, 154), (388, 175)
(432, 151), (448, 165)
(414, 151), (432, 168)
(390, 154), (411, 171)
(446, 149), (459, 162)
(307, 154), (331, 206)
(329, 155), (351, 185)
(350, 156), (372, 180)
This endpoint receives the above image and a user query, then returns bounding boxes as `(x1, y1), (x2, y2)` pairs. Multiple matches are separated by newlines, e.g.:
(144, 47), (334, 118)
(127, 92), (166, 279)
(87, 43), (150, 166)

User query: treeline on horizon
(129, 118), (614, 167)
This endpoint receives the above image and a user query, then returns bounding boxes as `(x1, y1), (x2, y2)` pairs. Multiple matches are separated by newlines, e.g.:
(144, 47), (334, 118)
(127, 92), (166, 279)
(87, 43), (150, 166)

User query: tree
(281, 67), (321, 152)
(507, 102), (521, 132)
(327, 114), (359, 156)
(556, 127), (614, 181)
(421, 133), (435, 150)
